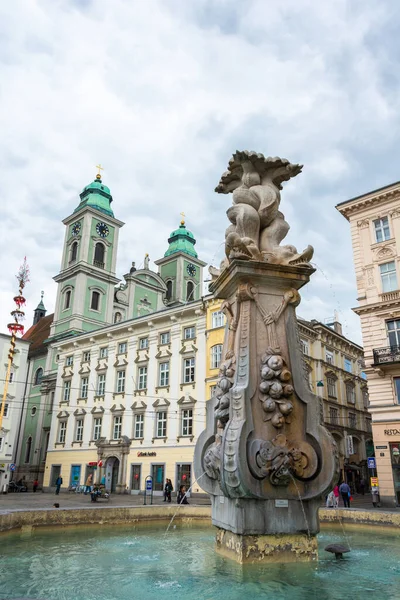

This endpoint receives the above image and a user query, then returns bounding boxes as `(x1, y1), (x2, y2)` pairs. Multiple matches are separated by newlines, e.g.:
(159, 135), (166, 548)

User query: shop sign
(137, 451), (157, 457)
(88, 462), (98, 466)
(370, 477), (379, 487)
(384, 429), (400, 436)
(0, 464), (5, 468)
(376, 445), (388, 449)
(346, 435), (354, 456)
(275, 499), (289, 508)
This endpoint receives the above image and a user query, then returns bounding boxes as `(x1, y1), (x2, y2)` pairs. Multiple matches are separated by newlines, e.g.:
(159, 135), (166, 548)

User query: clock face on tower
(187, 263), (197, 277)
(96, 222), (109, 238)
(71, 222), (81, 236)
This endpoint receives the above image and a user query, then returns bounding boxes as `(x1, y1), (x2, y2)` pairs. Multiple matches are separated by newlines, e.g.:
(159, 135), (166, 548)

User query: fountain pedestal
(194, 151), (338, 564)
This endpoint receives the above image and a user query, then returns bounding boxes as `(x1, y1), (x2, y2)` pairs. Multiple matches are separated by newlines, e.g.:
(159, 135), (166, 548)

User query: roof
(74, 176), (114, 218)
(22, 313), (54, 358)
(336, 180), (400, 208)
(164, 222), (198, 258)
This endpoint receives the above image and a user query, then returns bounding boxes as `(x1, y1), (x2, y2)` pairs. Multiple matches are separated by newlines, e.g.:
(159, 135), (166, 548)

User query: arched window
(114, 312), (122, 323)
(34, 368), (43, 386)
(186, 281), (194, 301)
(70, 241), (78, 263)
(24, 436), (32, 464)
(64, 290), (71, 310)
(94, 243), (105, 267)
(91, 291), (100, 311)
(166, 280), (173, 301)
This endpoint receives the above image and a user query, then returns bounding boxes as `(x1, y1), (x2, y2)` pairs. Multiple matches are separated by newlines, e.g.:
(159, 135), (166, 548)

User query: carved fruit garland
(259, 349), (294, 428)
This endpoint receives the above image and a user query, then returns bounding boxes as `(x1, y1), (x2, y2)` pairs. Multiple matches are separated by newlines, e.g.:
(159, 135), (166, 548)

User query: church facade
(17, 172), (209, 494)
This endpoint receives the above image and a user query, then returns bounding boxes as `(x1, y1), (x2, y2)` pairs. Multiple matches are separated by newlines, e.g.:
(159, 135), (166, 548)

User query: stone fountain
(194, 151), (338, 563)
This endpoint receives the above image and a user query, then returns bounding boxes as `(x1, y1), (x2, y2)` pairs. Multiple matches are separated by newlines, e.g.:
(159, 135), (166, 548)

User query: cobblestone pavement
(0, 491), (398, 513)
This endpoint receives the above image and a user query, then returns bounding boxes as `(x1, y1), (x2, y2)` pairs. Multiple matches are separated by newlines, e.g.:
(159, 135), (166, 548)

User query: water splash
(164, 472), (206, 537)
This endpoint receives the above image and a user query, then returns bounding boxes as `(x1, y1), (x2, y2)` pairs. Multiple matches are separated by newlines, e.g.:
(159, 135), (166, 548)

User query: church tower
(155, 219), (206, 305)
(50, 169), (124, 339)
(33, 291), (47, 325)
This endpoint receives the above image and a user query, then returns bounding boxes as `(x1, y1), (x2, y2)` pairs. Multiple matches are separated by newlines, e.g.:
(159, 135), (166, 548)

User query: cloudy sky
(1, 0), (400, 345)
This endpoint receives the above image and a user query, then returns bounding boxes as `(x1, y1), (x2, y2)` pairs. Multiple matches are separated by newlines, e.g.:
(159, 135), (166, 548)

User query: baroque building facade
(337, 182), (400, 506)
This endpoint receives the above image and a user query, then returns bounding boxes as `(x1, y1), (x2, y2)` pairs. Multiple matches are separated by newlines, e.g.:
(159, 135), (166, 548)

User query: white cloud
(0, 0), (399, 347)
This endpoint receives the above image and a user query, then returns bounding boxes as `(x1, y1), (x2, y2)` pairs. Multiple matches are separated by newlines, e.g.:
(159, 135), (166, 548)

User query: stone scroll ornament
(215, 150), (314, 268)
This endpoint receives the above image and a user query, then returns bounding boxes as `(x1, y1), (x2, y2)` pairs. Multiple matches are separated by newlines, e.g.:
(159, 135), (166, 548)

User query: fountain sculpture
(194, 151), (338, 563)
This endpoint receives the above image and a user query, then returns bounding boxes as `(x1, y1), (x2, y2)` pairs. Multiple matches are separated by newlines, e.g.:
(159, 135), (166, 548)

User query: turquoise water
(1, 523), (400, 600)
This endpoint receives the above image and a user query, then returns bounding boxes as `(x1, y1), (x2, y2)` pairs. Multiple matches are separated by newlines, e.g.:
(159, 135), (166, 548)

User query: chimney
(325, 310), (342, 336)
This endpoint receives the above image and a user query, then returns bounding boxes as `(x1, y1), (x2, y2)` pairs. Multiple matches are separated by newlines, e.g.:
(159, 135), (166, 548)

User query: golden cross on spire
(96, 164), (104, 180)
(180, 211), (185, 225)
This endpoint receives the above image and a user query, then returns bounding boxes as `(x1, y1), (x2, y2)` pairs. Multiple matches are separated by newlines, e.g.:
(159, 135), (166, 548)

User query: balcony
(373, 345), (400, 366)
(93, 260), (104, 269)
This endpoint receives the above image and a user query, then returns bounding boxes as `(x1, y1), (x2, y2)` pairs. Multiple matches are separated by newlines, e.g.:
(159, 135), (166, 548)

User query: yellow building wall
(205, 298), (225, 401)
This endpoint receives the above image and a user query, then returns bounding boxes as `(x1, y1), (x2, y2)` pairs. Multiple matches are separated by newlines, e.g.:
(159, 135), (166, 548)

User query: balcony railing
(373, 345), (400, 366)
(93, 260), (104, 269)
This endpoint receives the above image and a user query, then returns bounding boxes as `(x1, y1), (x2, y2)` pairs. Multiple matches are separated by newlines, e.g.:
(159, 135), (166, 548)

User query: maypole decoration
(0, 258), (30, 433)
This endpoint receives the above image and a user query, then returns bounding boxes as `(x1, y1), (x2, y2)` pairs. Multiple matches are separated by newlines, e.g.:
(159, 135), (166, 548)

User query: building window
(75, 419), (84, 442)
(349, 412), (357, 429)
(394, 378), (400, 403)
(70, 241), (78, 263)
(159, 362), (170, 387)
(118, 342), (127, 354)
(156, 411), (167, 437)
(166, 280), (173, 301)
(116, 370), (126, 393)
(184, 326), (195, 340)
(0, 437), (3, 451)
(183, 357), (195, 383)
(362, 388), (369, 408)
(31, 406), (37, 417)
(65, 355), (73, 367)
(181, 408), (193, 436)
(99, 347), (108, 359)
(210, 385), (217, 398)
(93, 417), (102, 441)
(300, 339), (309, 355)
(58, 421), (67, 443)
(24, 436), (32, 463)
(3, 403), (9, 418)
(63, 380), (71, 402)
(82, 351), (91, 363)
(91, 291), (100, 311)
(387, 320), (400, 348)
(325, 350), (334, 365)
(97, 373), (106, 396)
(113, 415), (122, 440)
(211, 345), (223, 370)
(138, 366), (148, 390)
(212, 310), (224, 329)
(114, 312), (122, 323)
(329, 407), (339, 425)
(34, 367), (43, 386)
(374, 216), (391, 243)
(344, 357), (352, 373)
(80, 377), (89, 399)
(134, 413), (144, 439)
(94, 242), (105, 267)
(380, 261), (398, 293)
(139, 337), (149, 349)
(186, 281), (195, 301)
(327, 376), (336, 398)
(64, 289), (71, 310)
(160, 331), (170, 345)
(346, 383), (355, 404)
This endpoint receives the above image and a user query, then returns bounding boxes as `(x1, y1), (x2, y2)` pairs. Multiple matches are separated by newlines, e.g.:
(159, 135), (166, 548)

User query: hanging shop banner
(346, 435), (354, 456)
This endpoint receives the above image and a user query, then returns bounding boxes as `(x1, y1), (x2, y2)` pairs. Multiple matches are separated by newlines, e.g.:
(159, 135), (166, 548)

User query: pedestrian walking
(84, 473), (93, 495)
(55, 475), (63, 495)
(359, 478), (366, 495)
(166, 479), (173, 502)
(177, 485), (189, 505)
(33, 479), (39, 493)
(333, 484), (340, 508)
(339, 481), (351, 508)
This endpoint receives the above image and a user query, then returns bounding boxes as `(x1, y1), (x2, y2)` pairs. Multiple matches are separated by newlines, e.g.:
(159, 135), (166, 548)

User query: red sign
(97, 460), (103, 467)
(88, 462), (97, 466)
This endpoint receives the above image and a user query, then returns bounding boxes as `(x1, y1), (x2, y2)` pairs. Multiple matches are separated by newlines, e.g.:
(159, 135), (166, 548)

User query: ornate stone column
(194, 151), (338, 563)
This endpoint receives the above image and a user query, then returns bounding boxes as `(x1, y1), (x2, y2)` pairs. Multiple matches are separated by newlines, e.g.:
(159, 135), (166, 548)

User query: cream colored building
(298, 317), (371, 489)
(44, 301), (207, 495)
(337, 183), (400, 505)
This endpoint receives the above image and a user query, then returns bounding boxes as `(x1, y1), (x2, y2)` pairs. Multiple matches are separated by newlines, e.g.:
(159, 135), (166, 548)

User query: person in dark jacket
(177, 485), (189, 505)
(165, 479), (173, 502)
(55, 475), (63, 495)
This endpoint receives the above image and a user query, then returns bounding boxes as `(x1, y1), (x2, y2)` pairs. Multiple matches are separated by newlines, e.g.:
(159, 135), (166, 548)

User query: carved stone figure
(215, 151), (313, 266)
(194, 151), (338, 564)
